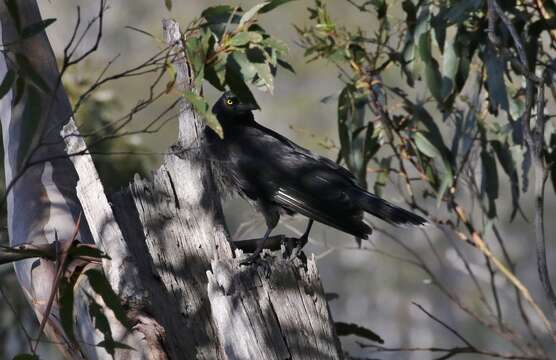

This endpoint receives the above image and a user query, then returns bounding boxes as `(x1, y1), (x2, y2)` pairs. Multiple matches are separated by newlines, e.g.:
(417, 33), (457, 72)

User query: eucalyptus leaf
(205, 52), (228, 91)
(254, 62), (274, 93)
(0, 69), (16, 99)
(491, 140), (520, 219)
(231, 51), (258, 82)
(433, 0), (482, 26)
(484, 45), (509, 114)
(239, 3), (268, 27)
(87, 294), (117, 357)
(418, 31), (444, 105)
(415, 132), (453, 205)
(21, 18), (56, 39)
(17, 85), (42, 169)
(335, 321), (384, 344)
(5, 0), (21, 31)
(481, 150), (498, 218)
(12, 355), (39, 360)
(183, 91), (224, 138)
(277, 59), (295, 73)
(229, 31), (263, 47)
(15, 54), (50, 93)
(59, 277), (76, 344)
(374, 158), (390, 197)
(260, 0), (297, 13)
(262, 37), (288, 54)
(85, 269), (131, 328)
(225, 55), (259, 107)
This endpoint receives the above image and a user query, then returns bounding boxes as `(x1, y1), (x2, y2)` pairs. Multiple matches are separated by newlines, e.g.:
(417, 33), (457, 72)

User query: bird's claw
(280, 235), (308, 263)
(292, 234), (309, 259)
(281, 236), (297, 259)
(240, 253), (272, 278)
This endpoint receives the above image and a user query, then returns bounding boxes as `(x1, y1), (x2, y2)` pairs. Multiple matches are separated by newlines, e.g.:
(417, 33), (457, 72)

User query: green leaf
(13, 354), (39, 360)
(21, 18), (56, 39)
(85, 269), (130, 329)
(225, 55), (259, 107)
(414, 132), (453, 205)
(5, 0), (21, 31)
(418, 31), (444, 105)
(262, 37), (288, 54)
(433, 0), (482, 26)
(404, 5), (430, 83)
(441, 29), (460, 102)
(185, 30), (212, 88)
(205, 53), (228, 91)
(87, 294), (116, 357)
(97, 340), (135, 352)
(229, 31), (263, 47)
(13, 75), (25, 105)
(414, 132), (440, 158)
(183, 91), (223, 138)
(15, 54), (50, 94)
(164, 0), (172, 11)
(245, 46), (267, 63)
(239, 3), (268, 27)
(374, 158), (390, 197)
(521, 145), (531, 193)
(372, 0), (388, 19)
(364, 121), (380, 164)
(68, 244), (110, 260)
(484, 45), (509, 114)
(201, 5), (236, 22)
(338, 86), (368, 187)
(260, 0), (297, 13)
(232, 51), (258, 82)
(17, 85), (42, 169)
(59, 277), (76, 344)
(480, 150), (498, 218)
(0, 69), (16, 99)
(254, 62), (274, 93)
(277, 59), (295, 73)
(201, 5), (241, 38)
(335, 322), (384, 344)
(491, 140), (520, 219)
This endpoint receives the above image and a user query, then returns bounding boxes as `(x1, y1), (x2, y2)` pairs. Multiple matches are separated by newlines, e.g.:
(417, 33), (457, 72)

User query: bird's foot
(281, 236), (297, 259)
(240, 251), (261, 266)
(240, 252), (272, 278)
(292, 233), (309, 259)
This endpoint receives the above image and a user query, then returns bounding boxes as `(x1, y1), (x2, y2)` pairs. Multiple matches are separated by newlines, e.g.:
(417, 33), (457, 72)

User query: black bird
(205, 92), (427, 263)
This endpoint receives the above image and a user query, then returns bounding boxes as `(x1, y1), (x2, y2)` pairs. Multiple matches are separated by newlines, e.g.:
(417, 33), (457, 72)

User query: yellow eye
(226, 99), (234, 105)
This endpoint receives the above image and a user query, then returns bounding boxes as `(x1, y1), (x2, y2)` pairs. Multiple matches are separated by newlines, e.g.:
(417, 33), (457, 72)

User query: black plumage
(204, 92), (427, 262)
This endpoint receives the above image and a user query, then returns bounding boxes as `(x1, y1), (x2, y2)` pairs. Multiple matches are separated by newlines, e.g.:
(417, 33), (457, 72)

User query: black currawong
(204, 92), (427, 263)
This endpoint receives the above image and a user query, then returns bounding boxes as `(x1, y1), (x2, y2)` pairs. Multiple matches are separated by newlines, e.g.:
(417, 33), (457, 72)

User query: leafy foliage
(296, 1), (556, 356)
(296, 0), (556, 217)
(179, 1), (295, 134)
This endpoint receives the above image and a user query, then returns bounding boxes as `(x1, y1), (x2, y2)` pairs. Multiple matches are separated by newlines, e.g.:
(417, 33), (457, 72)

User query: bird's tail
(353, 190), (427, 227)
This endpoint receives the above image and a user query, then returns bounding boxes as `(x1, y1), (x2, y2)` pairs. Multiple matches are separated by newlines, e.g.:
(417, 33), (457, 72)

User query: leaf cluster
(179, 1), (295, 136)
(297, 0), (556, 219)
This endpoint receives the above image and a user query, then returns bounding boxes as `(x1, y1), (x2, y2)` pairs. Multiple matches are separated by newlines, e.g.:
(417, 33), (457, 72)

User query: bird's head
(212, 91), (259, 123)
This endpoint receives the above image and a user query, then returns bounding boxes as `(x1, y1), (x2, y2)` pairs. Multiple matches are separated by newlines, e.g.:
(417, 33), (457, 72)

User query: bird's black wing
(238, 124), (372, 238)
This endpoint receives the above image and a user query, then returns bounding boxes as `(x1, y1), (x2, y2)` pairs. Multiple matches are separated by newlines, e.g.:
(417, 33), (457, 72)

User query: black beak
(237, 102), (260, 111)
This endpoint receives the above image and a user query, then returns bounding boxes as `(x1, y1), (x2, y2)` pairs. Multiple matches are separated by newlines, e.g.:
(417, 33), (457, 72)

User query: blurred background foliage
(63, 64), (156, 191)
(2, 0), (556, 359)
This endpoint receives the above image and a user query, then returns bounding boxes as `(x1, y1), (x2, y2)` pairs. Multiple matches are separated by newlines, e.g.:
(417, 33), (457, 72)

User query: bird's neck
(218, 112), (256, 134)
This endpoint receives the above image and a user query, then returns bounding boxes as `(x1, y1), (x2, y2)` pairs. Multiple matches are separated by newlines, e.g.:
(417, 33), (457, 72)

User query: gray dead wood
(62, 119), (166, 359)
(208, 255), (343, 360)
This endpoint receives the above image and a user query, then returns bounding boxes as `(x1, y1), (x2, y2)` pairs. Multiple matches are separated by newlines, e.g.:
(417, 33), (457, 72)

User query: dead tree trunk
(2, 0), (343, 357)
